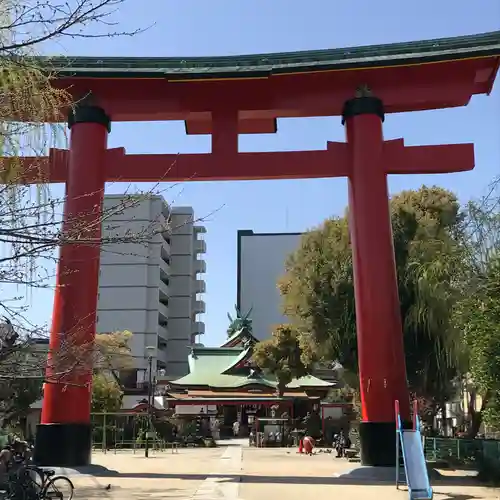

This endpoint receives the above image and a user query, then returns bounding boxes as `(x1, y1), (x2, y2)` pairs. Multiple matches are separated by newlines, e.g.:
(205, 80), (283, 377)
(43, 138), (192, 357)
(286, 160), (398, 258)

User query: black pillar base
(359, 421), (412, 466)
(34, 423), (91, 467)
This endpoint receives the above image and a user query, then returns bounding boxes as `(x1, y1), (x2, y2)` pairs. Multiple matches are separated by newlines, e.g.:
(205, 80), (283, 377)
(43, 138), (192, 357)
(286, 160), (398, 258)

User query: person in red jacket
(303, 436), (315, 455)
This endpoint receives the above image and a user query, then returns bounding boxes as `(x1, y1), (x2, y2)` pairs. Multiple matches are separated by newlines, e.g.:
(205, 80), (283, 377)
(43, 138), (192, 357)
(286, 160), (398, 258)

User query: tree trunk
(465, 389), (489, 439)
(440, 400), (448, 436)
(467, 408), (483, 439)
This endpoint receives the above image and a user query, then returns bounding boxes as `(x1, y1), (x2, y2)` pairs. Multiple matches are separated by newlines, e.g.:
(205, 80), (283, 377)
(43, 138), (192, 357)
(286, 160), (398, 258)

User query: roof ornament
(226, 304), (253, 338)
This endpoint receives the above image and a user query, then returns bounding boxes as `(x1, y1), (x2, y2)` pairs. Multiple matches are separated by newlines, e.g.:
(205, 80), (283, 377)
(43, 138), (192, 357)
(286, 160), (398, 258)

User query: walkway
(65, 442), (499, 499)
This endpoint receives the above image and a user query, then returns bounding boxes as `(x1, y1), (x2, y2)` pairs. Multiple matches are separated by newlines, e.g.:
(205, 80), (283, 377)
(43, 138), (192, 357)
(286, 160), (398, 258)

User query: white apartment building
(97, 195), (206, 385)
(237, 230), (302, 340)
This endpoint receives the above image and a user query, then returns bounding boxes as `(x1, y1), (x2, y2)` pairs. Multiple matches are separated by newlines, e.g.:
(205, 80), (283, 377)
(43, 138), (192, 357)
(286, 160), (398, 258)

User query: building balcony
(156, 346), (168, 365)
(158, 324), (168, 342)
(160, 244), (170, 262)
(194, 279), (206, 294)
(194, 259), (206, 274)
(156, 335), (168, 363)
(194, 225), (206, 234)
(159, 279), (169, 302)
(194, 239), (206, 254)
(161, 238), (171, 255)
(159, 258), (170, 282)
(158, 301), (169, 321)
(192, 321), (205, 335)
(193, 300), (206, 314)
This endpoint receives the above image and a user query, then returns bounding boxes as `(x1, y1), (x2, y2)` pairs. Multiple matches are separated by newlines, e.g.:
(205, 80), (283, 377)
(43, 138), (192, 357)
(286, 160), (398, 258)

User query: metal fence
(423, 437), (500, 468)
(91, 412), (152, 451)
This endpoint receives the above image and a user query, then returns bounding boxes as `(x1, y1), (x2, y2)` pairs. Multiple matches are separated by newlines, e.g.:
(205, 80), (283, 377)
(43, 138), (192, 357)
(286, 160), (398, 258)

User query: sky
(15, 0), (500, 347)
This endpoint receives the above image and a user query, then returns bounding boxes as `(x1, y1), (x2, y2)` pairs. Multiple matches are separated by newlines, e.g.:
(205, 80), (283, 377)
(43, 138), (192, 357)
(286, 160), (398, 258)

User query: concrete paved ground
(64, 443), (500, 499)
(241, 448), (500, 500)
(70, 446), (228, 499)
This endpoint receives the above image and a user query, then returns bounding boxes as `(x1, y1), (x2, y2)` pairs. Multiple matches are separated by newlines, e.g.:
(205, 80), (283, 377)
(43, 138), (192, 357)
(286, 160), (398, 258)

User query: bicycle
(7, 465), (74, 500)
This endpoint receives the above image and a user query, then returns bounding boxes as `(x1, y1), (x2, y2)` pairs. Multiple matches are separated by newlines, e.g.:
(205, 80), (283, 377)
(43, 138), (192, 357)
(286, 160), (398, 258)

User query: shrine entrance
(5, 32), (499, 467)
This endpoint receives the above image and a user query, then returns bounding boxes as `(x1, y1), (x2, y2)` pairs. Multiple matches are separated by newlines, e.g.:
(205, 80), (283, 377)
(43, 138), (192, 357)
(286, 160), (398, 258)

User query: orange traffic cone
(298, 439), (303, 454)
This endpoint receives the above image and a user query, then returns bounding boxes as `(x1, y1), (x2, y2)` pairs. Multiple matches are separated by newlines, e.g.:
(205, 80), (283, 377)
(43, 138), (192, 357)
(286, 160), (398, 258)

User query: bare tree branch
(0, 0), (149, 53)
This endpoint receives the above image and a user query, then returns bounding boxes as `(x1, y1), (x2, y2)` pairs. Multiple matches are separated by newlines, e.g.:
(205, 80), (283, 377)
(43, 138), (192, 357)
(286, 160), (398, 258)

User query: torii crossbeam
(8, 138), (473, 183)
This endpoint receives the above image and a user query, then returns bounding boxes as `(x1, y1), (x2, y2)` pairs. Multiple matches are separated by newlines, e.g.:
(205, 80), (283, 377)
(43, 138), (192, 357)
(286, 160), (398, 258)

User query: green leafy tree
(279, 186), (466, 423)
(0, 377), (43, 428)
(454, 257), (500, 435)
(251, 324), (313, 396)
(91, 331), (132, 412)
(95, 330), (133, 372)
(453, 195), (500, 436)
(91, 373), (123, 413)
(0, 330), (46, 427)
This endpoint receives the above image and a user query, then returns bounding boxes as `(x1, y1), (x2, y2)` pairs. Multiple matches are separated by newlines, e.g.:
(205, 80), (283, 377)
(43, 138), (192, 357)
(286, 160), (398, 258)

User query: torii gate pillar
(34, 106), (110, 466)
(343, 95), (411, 466)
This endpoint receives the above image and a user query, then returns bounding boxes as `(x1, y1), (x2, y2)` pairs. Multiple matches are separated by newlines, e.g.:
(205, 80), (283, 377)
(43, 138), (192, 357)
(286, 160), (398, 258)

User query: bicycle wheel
(20, 466), (44, 491)
(8, 466), (42, 500)
(42, 476), (74, 500)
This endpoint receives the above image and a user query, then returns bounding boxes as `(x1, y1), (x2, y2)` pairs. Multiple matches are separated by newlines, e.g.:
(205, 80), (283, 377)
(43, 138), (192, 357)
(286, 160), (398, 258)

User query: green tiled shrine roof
(36, 31), (500, 79)
(171, 345), (334, 390)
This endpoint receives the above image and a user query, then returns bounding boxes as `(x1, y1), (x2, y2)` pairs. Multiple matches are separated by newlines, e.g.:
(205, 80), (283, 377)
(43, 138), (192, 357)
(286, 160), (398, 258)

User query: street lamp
(144, 345), (156, 458)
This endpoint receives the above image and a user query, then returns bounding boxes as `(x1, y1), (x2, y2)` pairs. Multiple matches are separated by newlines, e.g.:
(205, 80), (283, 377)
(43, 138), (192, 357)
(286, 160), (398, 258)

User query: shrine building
(162, 328), (336, 434)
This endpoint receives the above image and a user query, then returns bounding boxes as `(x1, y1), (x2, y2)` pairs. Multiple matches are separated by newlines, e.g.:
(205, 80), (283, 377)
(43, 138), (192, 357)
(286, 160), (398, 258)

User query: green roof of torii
(170, 345), (334, 390)
(37, 31), (500, 80)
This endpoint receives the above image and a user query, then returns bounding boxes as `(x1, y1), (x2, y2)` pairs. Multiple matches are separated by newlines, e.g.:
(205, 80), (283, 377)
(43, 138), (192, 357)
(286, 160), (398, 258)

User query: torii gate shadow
(54, 464), (482, 487)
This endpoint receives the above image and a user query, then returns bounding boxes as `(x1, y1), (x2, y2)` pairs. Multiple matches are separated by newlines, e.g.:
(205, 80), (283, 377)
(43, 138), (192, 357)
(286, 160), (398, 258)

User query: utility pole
(145, 353), (153, 458)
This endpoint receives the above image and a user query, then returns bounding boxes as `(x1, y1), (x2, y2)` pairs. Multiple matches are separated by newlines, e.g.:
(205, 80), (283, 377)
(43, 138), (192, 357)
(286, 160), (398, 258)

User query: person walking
(232, 420), (240, 437)
(211, 418), (220, 441)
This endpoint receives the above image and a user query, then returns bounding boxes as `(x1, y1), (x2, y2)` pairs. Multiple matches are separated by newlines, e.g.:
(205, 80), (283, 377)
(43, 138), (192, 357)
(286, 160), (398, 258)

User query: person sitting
(303, 435), (315, 455)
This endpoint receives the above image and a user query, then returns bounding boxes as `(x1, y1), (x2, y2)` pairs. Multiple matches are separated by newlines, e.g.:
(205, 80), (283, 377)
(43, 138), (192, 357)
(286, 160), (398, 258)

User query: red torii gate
(4, 31), (499, 467)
